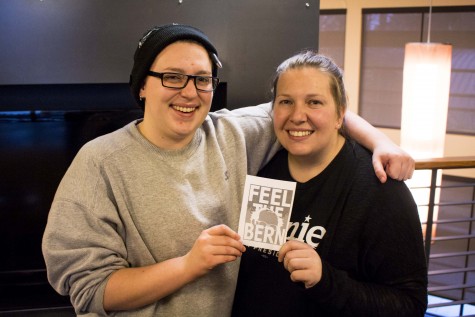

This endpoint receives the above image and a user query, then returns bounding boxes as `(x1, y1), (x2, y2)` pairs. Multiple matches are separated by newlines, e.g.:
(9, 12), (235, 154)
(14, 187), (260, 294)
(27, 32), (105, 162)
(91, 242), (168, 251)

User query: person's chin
(285, 144), (313, 157)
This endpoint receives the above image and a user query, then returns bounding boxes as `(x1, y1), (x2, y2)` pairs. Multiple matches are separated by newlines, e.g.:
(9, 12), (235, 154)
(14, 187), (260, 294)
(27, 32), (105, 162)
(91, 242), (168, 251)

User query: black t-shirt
(232, 140), (428, 317)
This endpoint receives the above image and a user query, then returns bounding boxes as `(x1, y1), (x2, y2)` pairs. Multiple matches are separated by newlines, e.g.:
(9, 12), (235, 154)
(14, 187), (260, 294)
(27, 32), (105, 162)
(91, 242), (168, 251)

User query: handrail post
(424, 168), (439, 264)
(461, 185), (475, 316)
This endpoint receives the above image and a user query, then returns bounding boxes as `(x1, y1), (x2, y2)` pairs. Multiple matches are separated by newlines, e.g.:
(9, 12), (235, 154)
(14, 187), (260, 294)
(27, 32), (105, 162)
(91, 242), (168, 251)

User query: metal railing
(414, 156), (475, 317)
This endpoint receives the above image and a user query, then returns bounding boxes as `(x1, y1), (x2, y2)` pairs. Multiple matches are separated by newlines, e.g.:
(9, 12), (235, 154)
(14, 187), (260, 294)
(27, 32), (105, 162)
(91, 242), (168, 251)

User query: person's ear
(337, 109), (346, 129)
(139, 83), (146, 99)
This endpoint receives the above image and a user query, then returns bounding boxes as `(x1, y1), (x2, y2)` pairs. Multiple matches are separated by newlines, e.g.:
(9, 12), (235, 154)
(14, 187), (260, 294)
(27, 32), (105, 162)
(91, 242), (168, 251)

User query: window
(319, 10), (346, 69)
(359, 7), (475, 135)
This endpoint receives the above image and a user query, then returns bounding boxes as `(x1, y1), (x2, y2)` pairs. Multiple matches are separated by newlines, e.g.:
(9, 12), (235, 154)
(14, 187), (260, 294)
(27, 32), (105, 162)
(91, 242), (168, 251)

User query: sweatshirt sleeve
(42, 143), (131, 315)
(305, 180), (428, 317)
(210, 102), (281, 175)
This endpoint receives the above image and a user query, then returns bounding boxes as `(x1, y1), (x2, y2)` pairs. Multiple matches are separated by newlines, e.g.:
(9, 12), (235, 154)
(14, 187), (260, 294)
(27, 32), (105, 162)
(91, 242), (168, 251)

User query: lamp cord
(427, 0), (432, 43)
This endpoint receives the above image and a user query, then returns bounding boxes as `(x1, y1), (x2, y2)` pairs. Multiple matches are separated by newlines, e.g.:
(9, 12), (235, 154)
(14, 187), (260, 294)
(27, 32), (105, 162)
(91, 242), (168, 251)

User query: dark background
(0, 0), (319, 110)
(0, 0), (319, 312)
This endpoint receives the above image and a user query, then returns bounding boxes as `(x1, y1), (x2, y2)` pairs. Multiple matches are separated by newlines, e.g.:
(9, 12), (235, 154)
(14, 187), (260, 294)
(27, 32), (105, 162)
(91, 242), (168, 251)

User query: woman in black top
(232, 51), (428, 317)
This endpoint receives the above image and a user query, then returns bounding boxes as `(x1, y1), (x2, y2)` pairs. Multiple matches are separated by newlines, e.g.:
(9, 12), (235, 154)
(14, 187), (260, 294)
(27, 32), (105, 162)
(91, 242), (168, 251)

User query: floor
(0, 307), (75, 317)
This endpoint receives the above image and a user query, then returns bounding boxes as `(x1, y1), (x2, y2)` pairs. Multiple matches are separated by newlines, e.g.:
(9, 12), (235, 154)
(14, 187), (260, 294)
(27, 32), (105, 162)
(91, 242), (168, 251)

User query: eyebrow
(160, 67), (212, 76)
(276, 93), (325, 99)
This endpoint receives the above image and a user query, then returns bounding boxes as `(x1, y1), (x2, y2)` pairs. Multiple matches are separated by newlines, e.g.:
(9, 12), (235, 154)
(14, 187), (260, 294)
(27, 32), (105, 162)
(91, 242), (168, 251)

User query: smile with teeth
(288, 130), (313, 137)
(172, 105), (197, 113)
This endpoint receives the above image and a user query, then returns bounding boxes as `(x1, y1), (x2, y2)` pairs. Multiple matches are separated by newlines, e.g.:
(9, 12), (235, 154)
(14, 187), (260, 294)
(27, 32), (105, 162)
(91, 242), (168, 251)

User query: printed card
(238, 175), (296, 251)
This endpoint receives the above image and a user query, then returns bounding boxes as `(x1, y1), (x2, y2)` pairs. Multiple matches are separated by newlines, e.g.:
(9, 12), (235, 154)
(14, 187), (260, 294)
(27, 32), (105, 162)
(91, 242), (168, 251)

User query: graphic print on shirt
(253, 213), (327, 258)
(238, 175), (296, 251)
(287, 214), (326, 248)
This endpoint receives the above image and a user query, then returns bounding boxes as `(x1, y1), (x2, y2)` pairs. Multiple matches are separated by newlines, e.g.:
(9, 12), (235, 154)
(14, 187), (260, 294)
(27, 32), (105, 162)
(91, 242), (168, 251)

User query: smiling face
(139, 41), (213, 149)
(273, 66), (345, 163)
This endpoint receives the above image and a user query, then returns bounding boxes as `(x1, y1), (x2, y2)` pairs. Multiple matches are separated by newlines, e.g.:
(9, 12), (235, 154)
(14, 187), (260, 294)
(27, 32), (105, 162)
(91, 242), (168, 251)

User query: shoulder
(79, 121), (136, 160)
(62, 122), (139, 182)
(258, 149), (289, 179)
(351, 158), (418, 224)
(344, 140), (416, 206)
(206, 102), (273, 130)
(333, 140), (376, 185)
(347, 140), (373, 170)
(53, 122), (138, 208)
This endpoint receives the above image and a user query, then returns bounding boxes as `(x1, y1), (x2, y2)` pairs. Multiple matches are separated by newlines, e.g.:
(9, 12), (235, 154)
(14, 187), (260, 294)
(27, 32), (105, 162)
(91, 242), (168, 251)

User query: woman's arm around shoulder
(344, 111), (415, 183)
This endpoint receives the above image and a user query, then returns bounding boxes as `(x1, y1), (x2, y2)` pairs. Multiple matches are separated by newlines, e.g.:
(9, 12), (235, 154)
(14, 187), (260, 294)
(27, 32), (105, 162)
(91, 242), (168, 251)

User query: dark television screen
(0, 0), (319, 110)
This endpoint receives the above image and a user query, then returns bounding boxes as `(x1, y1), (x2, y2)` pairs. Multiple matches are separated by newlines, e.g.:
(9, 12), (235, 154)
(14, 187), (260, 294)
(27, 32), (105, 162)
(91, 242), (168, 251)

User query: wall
(0, 0), (319, 110)
(321, 0), (475, 178)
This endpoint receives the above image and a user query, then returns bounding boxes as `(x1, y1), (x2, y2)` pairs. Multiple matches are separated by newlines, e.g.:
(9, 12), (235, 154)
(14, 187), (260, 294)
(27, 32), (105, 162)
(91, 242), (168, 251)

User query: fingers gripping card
(238, 175), (296, 251)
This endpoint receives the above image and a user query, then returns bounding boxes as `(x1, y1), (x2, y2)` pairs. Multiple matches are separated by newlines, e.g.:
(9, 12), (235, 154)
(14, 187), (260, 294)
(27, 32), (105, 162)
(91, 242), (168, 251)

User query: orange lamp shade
(401, 42), (452, 159)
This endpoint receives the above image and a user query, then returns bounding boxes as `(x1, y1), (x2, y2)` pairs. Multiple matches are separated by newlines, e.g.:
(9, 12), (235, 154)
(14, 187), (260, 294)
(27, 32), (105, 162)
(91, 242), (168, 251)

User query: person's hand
(278, 240), (322, 289)
(372, 143), (415, 183)
(183, 224), (246, 278)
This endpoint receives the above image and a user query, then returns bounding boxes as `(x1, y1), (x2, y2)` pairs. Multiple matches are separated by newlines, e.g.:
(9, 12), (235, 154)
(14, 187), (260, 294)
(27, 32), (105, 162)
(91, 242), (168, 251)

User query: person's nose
(289, 104), (307, 124)
(180, 77), (198, 98)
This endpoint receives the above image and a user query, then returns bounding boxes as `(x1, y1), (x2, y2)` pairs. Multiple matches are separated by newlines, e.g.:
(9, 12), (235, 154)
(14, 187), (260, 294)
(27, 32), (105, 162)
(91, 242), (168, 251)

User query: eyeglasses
(147, 71), (219, 92)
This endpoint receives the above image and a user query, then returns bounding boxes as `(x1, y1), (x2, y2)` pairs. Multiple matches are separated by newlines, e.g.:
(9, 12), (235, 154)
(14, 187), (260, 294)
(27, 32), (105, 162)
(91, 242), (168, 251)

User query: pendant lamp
(401, 1), (452, 240)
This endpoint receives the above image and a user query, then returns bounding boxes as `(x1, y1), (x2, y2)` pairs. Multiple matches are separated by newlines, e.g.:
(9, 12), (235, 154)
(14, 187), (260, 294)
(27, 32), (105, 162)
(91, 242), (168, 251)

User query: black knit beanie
(129, 23), (221, 110)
